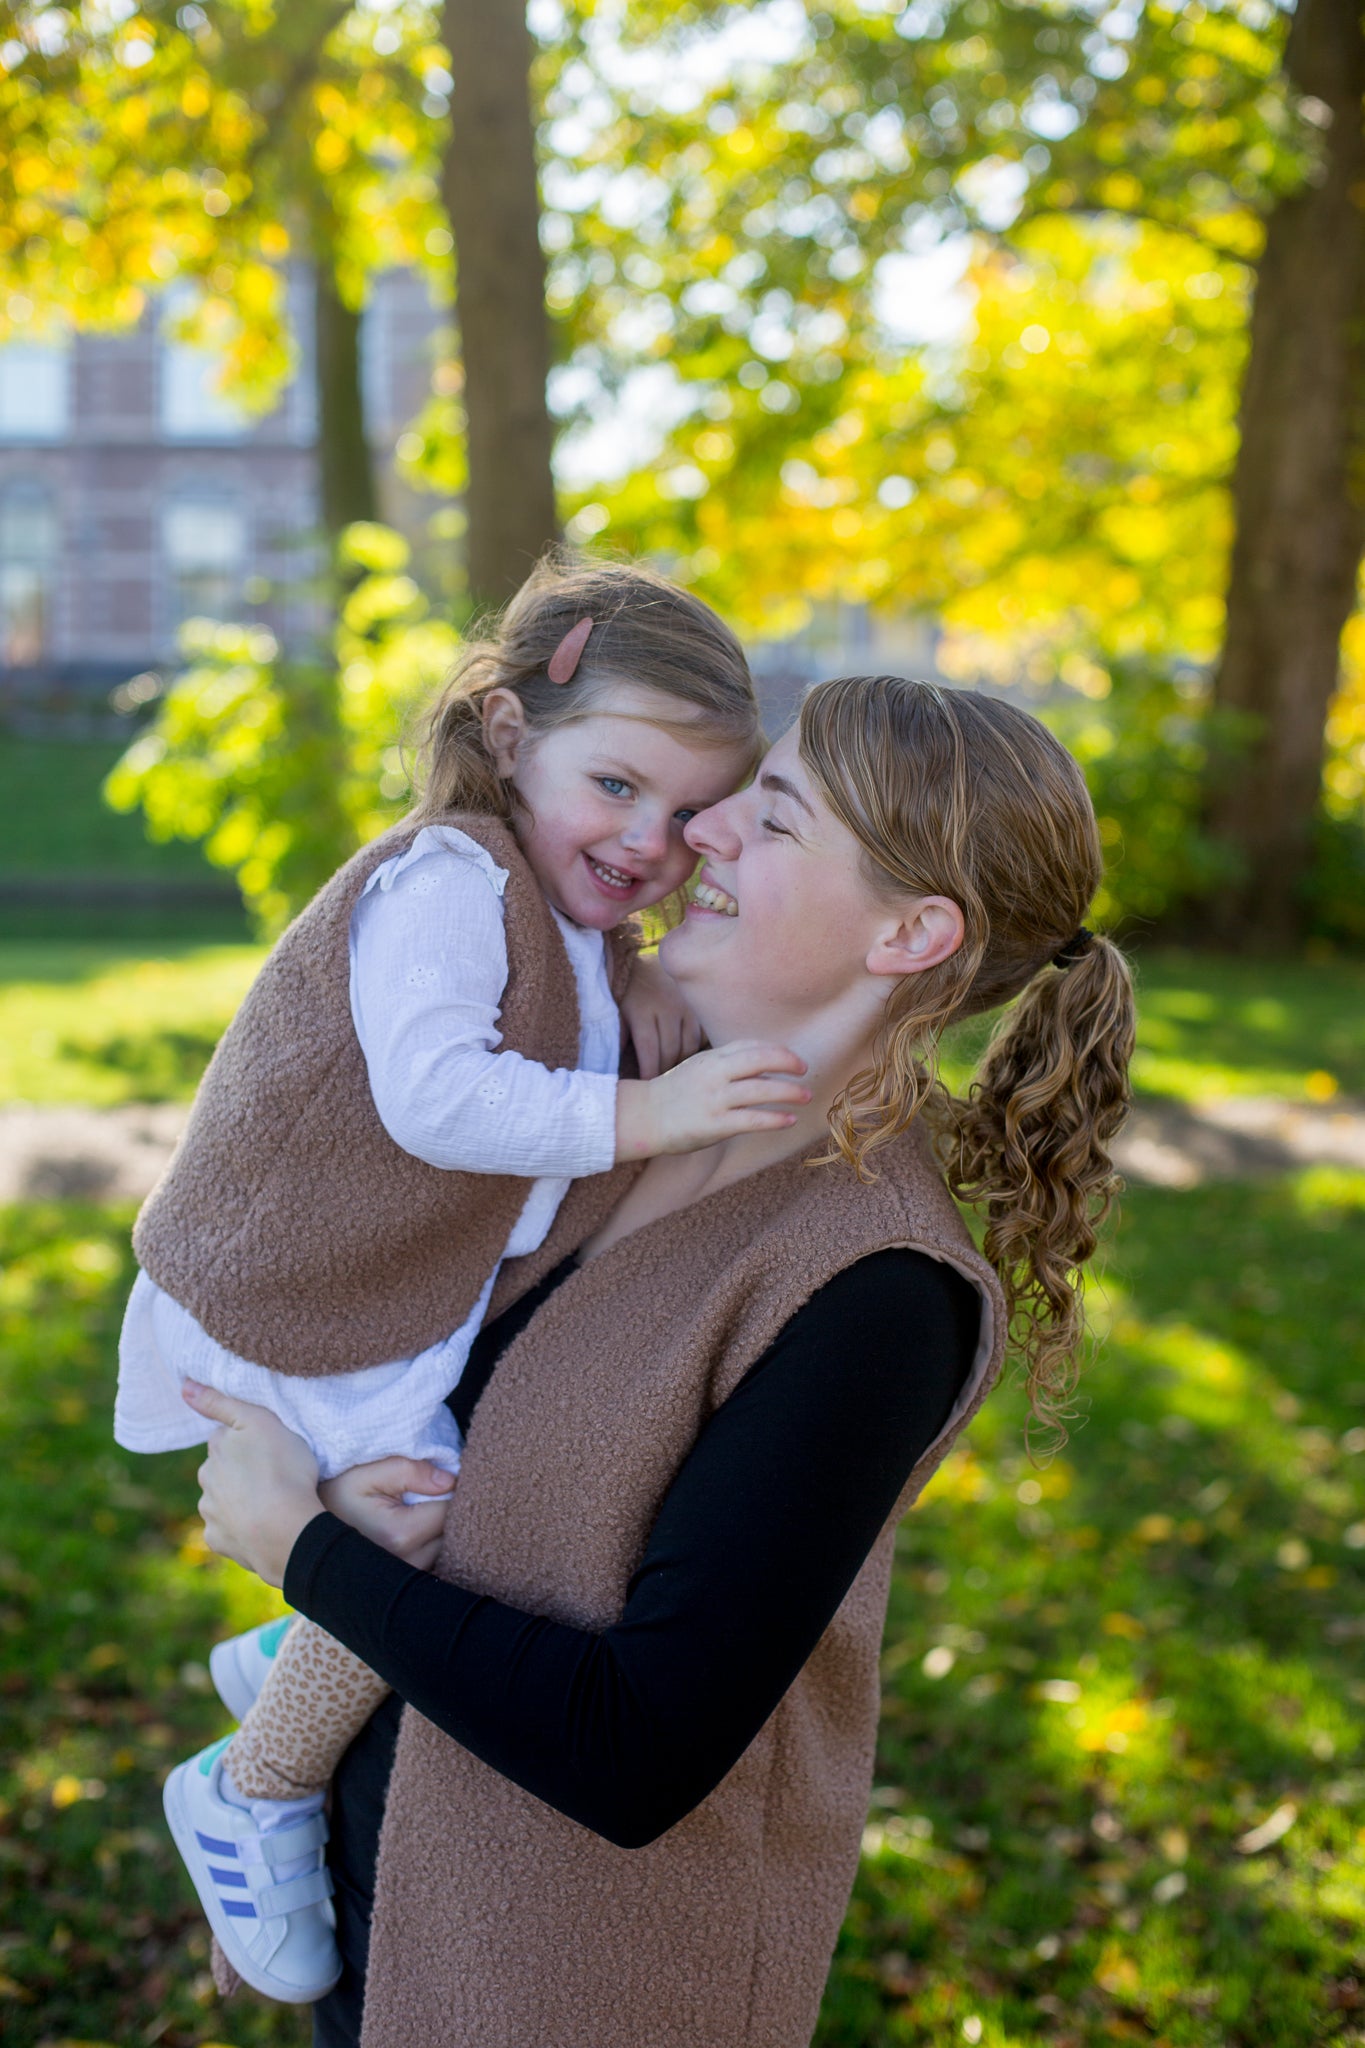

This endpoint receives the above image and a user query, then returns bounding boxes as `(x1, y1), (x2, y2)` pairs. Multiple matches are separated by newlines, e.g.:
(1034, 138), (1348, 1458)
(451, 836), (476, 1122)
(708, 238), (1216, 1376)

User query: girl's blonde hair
(799, 675), (1135, 1451)
(412, 552), (762, 823)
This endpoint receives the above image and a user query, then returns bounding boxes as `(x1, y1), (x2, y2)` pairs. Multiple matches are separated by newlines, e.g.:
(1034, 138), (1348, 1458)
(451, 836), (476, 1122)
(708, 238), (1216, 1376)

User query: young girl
(114, 556), (803, 2004)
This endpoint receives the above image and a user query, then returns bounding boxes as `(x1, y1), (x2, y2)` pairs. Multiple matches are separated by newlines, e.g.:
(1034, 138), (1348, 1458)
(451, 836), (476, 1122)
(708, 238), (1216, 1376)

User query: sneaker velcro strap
(253, 1867), (335, 1919)
(259, 1814), (328, 1865)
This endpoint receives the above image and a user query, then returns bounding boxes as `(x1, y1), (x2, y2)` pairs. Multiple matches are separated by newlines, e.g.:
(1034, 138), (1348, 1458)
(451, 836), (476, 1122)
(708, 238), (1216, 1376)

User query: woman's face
(660, 726), (959, 1045)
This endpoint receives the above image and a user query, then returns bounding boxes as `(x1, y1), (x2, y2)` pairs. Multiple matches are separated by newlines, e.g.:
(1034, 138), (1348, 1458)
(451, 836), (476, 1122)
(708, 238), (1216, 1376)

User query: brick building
(0, 268), (446, 712)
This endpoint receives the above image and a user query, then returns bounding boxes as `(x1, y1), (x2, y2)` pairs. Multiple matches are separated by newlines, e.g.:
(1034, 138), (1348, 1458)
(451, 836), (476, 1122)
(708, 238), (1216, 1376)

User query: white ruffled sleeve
(348, 826), (618, 1177)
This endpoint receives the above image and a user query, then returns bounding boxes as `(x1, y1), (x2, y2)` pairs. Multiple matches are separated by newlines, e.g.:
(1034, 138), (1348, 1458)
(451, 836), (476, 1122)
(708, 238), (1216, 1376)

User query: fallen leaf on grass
(1236, 1802), (1296, 1854)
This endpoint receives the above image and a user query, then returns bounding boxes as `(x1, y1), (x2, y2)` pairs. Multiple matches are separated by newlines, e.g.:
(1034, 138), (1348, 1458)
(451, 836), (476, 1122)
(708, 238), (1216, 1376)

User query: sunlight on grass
(0, 1158), (1362, 2041)
(0, 943), (264, 1105)
(0, 1204), (300, 2047)
(820, 1168), (1365, 2046)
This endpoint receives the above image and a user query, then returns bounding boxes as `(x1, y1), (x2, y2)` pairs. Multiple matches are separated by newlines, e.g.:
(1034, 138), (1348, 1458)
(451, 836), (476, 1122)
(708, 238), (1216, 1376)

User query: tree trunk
(314, 262), (378, 542)
(1205, 0), (1365, 947)
(441, 0), (558, 612)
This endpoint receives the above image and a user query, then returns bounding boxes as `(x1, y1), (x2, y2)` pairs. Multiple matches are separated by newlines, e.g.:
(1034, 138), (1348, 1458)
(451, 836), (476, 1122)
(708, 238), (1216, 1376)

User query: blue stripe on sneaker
(195, 1831), (236, 1856)
(209, 1866), (248, 1887)
(222, 1900), (258, 1919)
(259, 1616), (292, 1657)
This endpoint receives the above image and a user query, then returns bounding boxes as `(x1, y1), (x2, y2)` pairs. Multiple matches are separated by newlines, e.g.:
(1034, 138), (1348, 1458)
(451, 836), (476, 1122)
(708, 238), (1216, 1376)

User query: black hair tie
(1051, 926), (1095, 970)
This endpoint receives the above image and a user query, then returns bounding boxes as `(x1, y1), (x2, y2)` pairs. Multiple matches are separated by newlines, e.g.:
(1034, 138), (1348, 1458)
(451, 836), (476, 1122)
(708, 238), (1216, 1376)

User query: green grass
(4, 939), (1365, 1112)
(2, 1177), (1363, 2044)
(0, 943), (263, 1105)
(0, 733), (247, 942)
(940, 946), (1365, 1107)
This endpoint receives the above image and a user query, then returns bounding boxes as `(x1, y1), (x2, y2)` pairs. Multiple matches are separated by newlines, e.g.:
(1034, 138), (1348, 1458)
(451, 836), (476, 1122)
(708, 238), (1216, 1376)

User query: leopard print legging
(211, 1620), (387, 2000)
(224, 1617), (389, 1801)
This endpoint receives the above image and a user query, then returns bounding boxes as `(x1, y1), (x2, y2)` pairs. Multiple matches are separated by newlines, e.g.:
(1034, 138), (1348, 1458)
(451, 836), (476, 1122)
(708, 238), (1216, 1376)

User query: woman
(189, 675), (1135, 2048)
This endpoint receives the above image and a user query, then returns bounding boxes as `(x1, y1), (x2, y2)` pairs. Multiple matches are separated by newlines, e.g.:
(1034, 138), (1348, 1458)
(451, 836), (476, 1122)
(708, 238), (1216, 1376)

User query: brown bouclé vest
(133, 814), (633, 1376)
(362, 1123), (1007, 2048)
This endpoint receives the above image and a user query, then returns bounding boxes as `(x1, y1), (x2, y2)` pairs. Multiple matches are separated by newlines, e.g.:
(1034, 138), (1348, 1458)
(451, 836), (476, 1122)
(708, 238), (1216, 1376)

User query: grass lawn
(0, 733), (247, 943)
(1, 1174), (1363, 2045)
(3, 936), (1364, 1109)
(0, 944), (263, 1105)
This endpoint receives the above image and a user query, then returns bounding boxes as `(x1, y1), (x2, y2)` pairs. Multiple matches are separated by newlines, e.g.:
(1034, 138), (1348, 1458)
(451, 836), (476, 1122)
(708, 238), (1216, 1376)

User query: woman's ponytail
(937, 937), (1135, 1452)
(799, 675), (1137, 1453)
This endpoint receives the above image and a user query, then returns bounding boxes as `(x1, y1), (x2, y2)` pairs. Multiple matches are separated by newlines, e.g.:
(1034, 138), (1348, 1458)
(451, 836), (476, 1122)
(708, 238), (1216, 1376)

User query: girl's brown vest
(133, 814), (634, 1376)
(361, 1124), (1007, 2048)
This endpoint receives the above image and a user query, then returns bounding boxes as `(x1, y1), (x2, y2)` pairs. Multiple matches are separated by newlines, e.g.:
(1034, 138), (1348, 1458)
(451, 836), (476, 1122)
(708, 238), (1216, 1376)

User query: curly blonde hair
(799, 675), (1135, 1451)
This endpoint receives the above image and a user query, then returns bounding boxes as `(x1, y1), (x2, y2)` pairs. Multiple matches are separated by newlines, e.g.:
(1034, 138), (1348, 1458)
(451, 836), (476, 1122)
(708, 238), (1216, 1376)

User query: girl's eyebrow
(759, 770), (816, 820)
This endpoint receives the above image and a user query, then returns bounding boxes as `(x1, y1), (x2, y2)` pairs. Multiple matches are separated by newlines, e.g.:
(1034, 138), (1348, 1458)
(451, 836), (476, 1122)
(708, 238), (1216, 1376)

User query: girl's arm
(282, 1248), (980, 1849)
(353, 834), (810, 1171)
(351, 834), (619, 1177)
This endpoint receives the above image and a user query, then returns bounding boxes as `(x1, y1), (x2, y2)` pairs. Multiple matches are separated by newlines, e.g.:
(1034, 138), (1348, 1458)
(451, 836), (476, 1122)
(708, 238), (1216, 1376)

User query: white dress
(114, 827), (621, 1479)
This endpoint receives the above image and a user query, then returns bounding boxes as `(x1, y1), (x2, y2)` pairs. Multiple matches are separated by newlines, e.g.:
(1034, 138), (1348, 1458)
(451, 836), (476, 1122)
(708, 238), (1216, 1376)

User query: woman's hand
(182, 1380), (324, 1587)
(319, 1457), (456, 1572)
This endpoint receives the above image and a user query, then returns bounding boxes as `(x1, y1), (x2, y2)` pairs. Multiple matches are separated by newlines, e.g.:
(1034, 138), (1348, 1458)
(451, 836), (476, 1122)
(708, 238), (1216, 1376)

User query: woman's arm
(284, 1247), (980, 1850)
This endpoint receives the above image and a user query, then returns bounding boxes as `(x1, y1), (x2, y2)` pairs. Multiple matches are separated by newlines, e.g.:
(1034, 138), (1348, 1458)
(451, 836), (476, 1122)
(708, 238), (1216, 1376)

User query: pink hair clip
(547, 615), (594, 685)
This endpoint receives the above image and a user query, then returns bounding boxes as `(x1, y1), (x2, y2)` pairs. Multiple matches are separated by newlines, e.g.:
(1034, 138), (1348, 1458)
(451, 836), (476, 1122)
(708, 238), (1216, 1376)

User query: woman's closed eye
(761, 815), (790, 837)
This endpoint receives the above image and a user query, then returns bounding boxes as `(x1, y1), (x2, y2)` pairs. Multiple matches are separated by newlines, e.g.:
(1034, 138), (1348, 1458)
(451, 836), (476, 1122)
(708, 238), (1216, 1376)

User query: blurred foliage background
(0, 0), (1361, 945)
(3, 1), (1365, 2043)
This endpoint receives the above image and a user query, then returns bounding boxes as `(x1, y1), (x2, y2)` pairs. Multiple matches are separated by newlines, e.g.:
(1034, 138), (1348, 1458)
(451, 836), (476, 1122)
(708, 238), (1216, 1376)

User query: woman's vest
(132, 813), (634, 1377)
(362, 1123), (1007, 2048)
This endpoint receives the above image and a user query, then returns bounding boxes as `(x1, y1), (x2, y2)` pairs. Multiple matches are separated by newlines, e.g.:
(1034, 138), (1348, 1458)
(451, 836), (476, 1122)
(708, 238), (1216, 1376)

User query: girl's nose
(684, 795), (741, 861)
(620, 808), (670, 861)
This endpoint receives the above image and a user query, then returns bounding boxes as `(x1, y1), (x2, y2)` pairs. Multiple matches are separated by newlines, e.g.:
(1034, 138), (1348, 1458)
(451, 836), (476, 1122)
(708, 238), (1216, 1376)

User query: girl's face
(484, 681), (753, 930)
(660, 725), (963, 1045)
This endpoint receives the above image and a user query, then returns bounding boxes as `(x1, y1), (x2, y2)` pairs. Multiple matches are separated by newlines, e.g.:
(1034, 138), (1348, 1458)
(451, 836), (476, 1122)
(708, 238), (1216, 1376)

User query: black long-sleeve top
(285, 1245), (980, 1853)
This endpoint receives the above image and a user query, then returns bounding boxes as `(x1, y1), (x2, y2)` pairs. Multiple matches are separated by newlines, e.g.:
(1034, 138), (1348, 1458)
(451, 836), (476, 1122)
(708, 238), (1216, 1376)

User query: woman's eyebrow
(759, 770), (817, 820)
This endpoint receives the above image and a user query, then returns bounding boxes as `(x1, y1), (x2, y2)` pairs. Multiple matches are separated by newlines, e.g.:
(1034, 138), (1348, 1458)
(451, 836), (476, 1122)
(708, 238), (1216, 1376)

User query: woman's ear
(866, 895), (965, 978)
(481, 688), (528, 777)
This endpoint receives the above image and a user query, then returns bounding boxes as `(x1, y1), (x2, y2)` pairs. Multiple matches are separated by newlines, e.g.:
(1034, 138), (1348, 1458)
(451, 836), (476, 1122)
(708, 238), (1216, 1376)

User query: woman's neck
(583, 998), (882, 1260)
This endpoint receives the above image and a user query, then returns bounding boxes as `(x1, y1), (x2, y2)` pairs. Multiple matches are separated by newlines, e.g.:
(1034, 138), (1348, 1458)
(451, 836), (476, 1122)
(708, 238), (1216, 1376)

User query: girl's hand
(319, 1458), (456, 1572)
(182, 1380), (322, 1589)
(614, 1041), (811, 1159)
(620, 950), (705, 1080)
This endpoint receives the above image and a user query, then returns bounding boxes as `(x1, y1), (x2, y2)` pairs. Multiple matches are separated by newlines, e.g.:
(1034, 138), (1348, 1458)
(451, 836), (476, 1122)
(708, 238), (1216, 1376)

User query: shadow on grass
(819, 1170), (1365, 2047)
(2, 1180), (1363, 2046)
(53, 1027), (225, 1103)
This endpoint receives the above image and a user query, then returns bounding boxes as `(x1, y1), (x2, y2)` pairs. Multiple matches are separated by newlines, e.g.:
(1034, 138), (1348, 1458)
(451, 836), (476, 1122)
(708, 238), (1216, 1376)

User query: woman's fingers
(182, 1378), (253, 1428)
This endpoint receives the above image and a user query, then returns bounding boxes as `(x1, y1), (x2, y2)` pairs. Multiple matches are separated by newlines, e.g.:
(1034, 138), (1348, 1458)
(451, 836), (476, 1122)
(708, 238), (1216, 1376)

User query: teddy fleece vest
(361, 1122), (1007, 2048)
(133, 813), (633, 1377)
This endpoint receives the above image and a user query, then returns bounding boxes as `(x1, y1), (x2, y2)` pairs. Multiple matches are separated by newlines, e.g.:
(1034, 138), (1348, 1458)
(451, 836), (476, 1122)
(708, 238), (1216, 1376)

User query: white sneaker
(162, 1735), (340, 2003)
(210, 1615), (294, 1719)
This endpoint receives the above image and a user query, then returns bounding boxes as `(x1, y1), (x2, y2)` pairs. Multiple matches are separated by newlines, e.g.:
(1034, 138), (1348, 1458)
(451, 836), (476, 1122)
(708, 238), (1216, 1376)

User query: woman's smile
(689, 871), (738, 917)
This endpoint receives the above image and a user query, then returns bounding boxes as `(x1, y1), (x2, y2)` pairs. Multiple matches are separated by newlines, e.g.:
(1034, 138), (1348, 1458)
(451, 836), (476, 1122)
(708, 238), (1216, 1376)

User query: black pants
(312, 1692), (402, 2048)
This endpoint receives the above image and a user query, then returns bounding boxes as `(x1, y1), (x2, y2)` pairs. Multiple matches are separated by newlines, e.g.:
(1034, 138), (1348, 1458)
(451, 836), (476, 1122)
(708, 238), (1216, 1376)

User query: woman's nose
(684, 796), (741, 861)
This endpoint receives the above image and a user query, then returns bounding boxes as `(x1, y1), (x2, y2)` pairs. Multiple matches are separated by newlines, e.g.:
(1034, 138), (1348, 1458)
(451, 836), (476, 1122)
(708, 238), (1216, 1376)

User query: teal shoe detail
(197, 1732), (234, 1777)
(258, 1616), (292, 1659)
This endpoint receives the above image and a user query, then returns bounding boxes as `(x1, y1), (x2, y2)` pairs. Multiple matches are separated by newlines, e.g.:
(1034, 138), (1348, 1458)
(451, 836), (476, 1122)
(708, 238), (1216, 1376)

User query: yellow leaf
(1102, 1611), (1145, 1639)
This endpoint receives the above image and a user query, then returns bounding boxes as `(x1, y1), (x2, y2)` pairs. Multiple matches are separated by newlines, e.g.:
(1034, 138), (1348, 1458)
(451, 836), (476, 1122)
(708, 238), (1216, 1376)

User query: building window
(0, 482), (59, 664)
(163, 498), (248, 629)
(0, 344), (71, 441)
(160, 291), (252, 439)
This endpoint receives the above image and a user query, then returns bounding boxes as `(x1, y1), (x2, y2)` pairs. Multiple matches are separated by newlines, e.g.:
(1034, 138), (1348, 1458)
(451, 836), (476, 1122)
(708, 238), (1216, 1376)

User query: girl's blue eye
(598, 776), (630, 797)
(674, 808), (698, 826)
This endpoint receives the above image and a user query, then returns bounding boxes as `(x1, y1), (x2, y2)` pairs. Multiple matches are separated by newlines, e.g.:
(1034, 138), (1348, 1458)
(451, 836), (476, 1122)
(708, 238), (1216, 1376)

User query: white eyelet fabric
(115, 825), (621, 1479)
